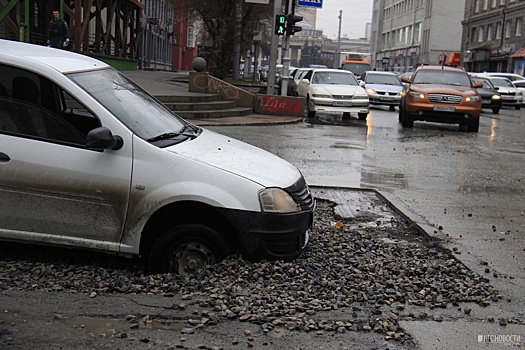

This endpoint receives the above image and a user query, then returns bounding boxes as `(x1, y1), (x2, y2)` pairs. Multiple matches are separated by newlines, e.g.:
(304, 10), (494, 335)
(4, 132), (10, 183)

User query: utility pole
(280, 0), (292, 96)
(334, 10), (342, 69)
(232, 0), (242, 80)
(267, 0), (283, 95)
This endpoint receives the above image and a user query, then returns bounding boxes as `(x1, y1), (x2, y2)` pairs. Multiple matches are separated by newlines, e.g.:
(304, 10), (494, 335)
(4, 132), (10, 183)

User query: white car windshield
(488, 78), (514, 88)
(312, 72), (358, 85)
(365, 74), (402, 85)
(67, 68), (187, 141)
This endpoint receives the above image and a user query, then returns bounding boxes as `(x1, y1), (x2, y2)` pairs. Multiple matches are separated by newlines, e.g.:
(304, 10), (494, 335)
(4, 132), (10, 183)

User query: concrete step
(174, 106), (253, 119)
(155, 94), (221, 103)
(164, 100), (238, 111)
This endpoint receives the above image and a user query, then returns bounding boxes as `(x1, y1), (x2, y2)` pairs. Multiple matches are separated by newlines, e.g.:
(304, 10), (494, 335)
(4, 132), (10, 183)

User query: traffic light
(275, 15), (286, 36)
(286, 13), (303, 36)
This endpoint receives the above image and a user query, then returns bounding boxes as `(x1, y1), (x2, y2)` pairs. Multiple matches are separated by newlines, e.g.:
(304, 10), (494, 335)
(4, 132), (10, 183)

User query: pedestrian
(47, 9), (70, 49)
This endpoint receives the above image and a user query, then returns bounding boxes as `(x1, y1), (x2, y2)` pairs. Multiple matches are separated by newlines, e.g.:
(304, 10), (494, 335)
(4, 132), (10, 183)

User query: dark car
(470, 76), (502, 114)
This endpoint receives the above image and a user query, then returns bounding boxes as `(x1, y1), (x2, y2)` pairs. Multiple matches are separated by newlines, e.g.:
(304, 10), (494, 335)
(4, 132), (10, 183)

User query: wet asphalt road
(208, 106), (525, 348)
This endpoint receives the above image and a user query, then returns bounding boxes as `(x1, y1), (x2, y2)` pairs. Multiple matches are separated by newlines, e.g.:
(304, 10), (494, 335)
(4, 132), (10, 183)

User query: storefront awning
(510, 47), (525, 58)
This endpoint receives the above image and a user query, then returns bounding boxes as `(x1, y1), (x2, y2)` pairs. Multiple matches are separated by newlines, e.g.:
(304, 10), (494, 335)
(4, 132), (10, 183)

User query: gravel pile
(0, 200), (498, 339)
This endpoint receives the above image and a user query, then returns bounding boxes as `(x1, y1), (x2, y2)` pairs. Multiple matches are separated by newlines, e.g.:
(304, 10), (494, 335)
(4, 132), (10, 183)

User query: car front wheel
(306, 96), (316, 118)
(399, 107), (413, 128)
(358, 112), (368, 120)
(148, 224), (232, 274)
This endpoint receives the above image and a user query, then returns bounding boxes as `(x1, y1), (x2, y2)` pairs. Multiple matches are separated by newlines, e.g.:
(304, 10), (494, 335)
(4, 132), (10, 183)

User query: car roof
(415, 65), (466, 73)
(311, 68), (353, 74)
(0, 39), (109, 73)
(365, 71), (398, 75)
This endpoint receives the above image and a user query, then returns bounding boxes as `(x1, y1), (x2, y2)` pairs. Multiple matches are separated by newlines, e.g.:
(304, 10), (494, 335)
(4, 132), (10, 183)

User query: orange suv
(399, 65), (482, 132)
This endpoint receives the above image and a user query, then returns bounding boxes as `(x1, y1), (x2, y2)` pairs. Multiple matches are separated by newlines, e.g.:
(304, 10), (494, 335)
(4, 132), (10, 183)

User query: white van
(0, 40), (314, 274)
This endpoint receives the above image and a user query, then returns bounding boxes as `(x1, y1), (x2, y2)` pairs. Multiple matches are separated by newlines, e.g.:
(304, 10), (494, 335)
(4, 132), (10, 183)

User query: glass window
(505, 20), (512, 38)
(516, 18), (522, 36)
(487, 24), (493, 41)
(496, 22), (502, 39)
(478, 26), (485, 42)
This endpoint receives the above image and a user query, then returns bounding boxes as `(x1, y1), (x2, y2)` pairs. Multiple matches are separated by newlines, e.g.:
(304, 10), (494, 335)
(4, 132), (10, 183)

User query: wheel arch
(139, 201), (241, 258)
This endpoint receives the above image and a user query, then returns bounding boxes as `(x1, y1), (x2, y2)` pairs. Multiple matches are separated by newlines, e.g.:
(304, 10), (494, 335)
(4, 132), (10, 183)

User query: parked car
(481, 72), (524, 82)
(360, 71), (403, 111)
(399, 65), (482, 132)
(296, 68), (370, 120)
(470, 76), (502, 114)
(512, 79), (525, 94)
(0, 40), (314, 274)
(477, 75), (523, 110)
(288, 68), (310, 96)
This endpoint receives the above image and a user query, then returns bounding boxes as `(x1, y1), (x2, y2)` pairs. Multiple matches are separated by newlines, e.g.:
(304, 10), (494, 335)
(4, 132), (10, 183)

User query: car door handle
(0, 152), (10, 162)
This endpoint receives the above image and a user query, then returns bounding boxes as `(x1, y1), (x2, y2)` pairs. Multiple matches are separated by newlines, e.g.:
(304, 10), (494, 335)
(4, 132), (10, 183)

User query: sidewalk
(121, 70), (303, 126)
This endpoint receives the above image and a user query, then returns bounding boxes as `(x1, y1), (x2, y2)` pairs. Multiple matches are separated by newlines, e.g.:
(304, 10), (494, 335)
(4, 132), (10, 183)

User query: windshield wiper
(147, 124), (200, 142)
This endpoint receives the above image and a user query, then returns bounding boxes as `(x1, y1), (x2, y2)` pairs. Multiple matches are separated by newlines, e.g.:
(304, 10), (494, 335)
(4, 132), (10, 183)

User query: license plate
(501, 96), (514, 100)
(433, 105), (455, 112)
(380, 97), (394, 101)
(333, 101), (352, 107)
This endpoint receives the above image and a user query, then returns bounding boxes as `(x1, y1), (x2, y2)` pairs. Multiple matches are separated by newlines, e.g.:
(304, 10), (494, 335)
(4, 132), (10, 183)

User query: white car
(477, 75), (523, 110)
(0, 40), (314, 274)
(512, 79), (525, 94)
(360, 71), (403, 111)
(481, 72), (524, 82)
(296, 68), (370, 120)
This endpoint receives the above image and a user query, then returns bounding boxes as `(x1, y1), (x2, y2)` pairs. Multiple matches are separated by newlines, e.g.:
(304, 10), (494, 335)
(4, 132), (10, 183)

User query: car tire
(467, 120), (479, 132)
(342, 112), (351, 119)
(306, 97), (316, 118)
(399, 107), (413, 127)
(515, 105), (521, 110)
(358, 113), (368, 120)
(492, 108), (500, 114)
(389, 105), (396, 111)
(148, 223), (232, 275)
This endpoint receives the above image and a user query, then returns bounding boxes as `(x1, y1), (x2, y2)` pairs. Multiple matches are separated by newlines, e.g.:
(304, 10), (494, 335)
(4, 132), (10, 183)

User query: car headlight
(259, 188), (300, 213)
(466, 95), (481, 102)
(312, 94), (331, 98)
(492, 95), (501, 100)
(408, 91), (424, 99)
(366, 88), (377, 94)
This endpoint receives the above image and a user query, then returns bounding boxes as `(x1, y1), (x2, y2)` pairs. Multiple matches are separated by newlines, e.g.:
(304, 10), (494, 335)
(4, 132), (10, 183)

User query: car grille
(500, 92), (516, 96)
(428, 94), (463, 104)
(332, 95), (353, 100)
(377, 91), (400, 96)
(286, 177), (315, 212)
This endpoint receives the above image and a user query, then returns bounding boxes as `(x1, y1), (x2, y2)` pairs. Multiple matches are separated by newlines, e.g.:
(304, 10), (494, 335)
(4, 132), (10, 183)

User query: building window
(516, 18), (522, 36)
(499, 0), (505, 5)
(475, 0), (480, 12)
(487, 24), (493, 40)
(483, 0), (488, 10)
(492, 0), (497, 7)
(471, 27), (477, 43)
(478, 26), (485, 42)
(496, 22), (502, 39)
(415, 23), (421, 42)
(505, 19), (512, 38)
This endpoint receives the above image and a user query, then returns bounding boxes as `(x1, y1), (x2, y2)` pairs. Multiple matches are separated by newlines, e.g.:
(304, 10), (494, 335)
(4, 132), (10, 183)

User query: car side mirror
(359, 81), (365, 87)
(86, 127), (123, 151)
(301, 78), (310, 85)
(474, 81), (483, 88)
(401, 77), (410, 83)
(494, 86), (500, 91)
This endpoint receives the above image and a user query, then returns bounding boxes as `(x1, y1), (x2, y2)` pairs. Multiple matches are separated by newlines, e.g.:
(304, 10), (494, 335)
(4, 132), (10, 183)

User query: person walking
(47, 9), (70, 49)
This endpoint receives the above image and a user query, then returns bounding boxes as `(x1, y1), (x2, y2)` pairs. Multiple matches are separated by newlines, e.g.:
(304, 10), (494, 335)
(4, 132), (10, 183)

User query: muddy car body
(0, 40), (314, 274)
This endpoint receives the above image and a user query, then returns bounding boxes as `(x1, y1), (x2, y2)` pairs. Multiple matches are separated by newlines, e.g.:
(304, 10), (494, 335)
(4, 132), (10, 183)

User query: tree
(177, 0), (273, 79)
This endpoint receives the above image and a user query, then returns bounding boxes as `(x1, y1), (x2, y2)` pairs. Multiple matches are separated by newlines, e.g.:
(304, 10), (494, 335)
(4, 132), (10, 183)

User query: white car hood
(165, 129), (301, 188)
(365, 83), (403, 93)
(314, 84), (362, 95)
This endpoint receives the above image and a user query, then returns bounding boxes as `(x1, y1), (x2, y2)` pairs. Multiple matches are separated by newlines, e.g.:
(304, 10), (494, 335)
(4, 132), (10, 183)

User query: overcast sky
(314, 0), (373, 39)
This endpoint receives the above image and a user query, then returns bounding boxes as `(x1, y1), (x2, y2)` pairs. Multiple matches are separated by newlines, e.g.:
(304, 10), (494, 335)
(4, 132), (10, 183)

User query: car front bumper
(311, 97), (369, 114)
(218, 207), (314, 261)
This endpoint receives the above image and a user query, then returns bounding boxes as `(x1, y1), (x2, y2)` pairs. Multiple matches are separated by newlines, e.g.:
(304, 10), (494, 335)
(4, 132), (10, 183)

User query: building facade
(370, 0), (465, 72)
(461, 0), (525, 73)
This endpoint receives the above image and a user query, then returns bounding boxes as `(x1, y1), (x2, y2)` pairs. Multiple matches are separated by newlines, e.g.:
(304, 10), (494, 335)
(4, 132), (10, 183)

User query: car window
(0, 64), (97, 146)
(413, 70), (472, 87)
(312, 72), (358, 85)
(365, 74), (402, 85)
(514, 82), (525, 88)
(488, 78), (513, 87)
(68, 68), (187, 141)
